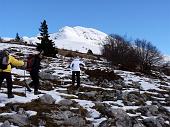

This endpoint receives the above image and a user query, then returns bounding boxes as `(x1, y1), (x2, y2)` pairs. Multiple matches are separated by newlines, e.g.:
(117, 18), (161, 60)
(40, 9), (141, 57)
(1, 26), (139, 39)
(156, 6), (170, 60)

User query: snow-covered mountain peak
(50, 26), (107, 41)
(49, 26), (108, 54)
(3, 26), (108, 54)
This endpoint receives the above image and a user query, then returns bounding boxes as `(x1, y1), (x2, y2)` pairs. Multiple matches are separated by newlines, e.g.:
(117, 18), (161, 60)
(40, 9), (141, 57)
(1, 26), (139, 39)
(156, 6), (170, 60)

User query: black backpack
(0, 50), (9, 70)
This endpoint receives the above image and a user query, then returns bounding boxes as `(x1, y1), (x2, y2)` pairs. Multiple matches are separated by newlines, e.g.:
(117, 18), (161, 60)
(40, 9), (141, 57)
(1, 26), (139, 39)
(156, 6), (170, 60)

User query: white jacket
(70, 58), (85, 71)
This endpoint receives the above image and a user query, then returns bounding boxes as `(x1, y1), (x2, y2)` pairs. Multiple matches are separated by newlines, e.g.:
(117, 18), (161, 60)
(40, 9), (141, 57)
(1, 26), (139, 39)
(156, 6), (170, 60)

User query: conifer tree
(37, 20), (57, 57)
(15, 33), (21, 42)
(0, 37), (2, 42)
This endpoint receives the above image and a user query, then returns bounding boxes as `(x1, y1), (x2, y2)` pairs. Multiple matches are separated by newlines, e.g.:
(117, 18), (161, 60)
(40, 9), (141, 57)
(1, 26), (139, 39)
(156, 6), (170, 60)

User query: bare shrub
(134, 39), (163, 73)
(102, 34), (163, 73)
(102, 34), (138, 71)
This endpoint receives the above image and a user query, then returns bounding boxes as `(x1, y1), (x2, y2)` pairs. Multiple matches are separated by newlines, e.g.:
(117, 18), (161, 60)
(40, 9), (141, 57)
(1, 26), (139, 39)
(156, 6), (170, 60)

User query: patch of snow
(26, 110), (37, 117)
(0, 112), (16, 116)
(86, 117), (107, 127)
(146, 101), (152, 105)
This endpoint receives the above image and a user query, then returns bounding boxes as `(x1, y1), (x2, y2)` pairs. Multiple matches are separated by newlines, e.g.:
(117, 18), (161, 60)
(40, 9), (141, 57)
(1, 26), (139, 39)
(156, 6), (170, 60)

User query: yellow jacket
(0, 55), (24, 73)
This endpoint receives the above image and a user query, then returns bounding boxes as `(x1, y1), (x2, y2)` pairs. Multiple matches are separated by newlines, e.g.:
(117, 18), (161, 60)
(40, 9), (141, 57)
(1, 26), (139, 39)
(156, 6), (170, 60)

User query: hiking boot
(8, 94), (14, 98)
(27, 88), (32, 92)
(26, 84), (32, 92)
(34, 91), (41, 95)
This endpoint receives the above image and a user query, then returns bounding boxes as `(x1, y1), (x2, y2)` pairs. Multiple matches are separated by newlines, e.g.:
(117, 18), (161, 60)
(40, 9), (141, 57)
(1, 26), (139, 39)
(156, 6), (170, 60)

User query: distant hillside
(22, 26), (107, 54)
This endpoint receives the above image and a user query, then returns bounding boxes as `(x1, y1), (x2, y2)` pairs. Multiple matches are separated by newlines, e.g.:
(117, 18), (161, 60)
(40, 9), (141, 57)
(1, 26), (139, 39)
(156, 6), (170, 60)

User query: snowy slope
(23, 26), (108, 54)
(0, 43), (170, 126)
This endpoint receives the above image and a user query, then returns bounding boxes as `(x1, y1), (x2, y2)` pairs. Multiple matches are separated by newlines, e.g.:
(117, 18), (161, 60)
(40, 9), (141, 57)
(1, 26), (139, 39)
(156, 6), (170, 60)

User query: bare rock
(0, 120), (11, 127)
(39, 94), (56, 104)
(58, 99), (74, 106)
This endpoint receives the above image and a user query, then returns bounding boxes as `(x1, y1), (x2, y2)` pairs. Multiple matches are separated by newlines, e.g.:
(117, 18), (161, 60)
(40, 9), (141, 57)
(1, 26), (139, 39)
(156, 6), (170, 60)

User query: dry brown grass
(58, 48), (100, 60)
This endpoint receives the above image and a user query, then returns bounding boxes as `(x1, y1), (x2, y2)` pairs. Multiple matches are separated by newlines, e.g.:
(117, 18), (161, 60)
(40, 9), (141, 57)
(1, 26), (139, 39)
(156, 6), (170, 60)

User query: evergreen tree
(15, 33), (21, 42)
(0, 37), (2, 42)
(37, 20), (57, 57)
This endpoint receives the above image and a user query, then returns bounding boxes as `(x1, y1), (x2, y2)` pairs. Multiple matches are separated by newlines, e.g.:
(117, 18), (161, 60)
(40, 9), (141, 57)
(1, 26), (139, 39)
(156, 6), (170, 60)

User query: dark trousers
(29, 71), (39, 92)
(0, 72), (13, 95)
(72, 71), (80, 87)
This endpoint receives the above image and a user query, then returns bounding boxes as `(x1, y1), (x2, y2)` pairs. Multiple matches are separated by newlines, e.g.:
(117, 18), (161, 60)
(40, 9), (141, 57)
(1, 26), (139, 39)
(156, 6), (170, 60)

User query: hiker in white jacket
(70, 57), (85, 88)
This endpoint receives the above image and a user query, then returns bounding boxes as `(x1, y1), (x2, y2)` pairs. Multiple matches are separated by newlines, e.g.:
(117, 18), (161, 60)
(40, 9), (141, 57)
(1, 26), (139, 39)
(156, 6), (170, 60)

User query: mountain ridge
(21, 26), (108, 54)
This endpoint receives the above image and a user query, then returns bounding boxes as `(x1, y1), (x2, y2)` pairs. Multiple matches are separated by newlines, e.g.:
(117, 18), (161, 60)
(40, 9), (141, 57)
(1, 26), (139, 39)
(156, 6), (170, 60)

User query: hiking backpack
(26, 55), (34, 72)
(0, 50), (9, 70)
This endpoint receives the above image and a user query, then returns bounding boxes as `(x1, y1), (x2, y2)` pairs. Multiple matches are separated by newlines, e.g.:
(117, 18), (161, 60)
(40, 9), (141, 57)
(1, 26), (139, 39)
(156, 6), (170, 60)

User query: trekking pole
(0, 83), (2, 93)
(23, 56), (32, 96)
(24, 69), (27, 97)
(23, 54), (30, 97)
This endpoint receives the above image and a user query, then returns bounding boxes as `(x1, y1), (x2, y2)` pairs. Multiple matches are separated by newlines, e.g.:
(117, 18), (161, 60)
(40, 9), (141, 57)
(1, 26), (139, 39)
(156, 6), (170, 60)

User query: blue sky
(0, 0), (170, 55)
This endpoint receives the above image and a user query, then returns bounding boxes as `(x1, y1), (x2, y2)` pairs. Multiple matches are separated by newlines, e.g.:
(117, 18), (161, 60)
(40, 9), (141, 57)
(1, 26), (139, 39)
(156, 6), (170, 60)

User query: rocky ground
(0, 44), (170, 127)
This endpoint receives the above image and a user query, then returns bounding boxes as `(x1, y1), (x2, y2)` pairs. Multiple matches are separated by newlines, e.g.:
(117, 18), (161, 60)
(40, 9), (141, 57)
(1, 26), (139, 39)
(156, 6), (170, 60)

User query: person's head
(75, 56), (79, 59)
(38, 51), (44, 58)
(74, 56), (80, 61)
(28, 54), (33, 58)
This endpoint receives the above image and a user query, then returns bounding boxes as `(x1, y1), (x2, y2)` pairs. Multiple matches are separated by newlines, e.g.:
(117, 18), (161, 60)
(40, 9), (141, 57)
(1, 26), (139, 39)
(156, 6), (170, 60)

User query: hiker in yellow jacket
(0, 50), (24, 98)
